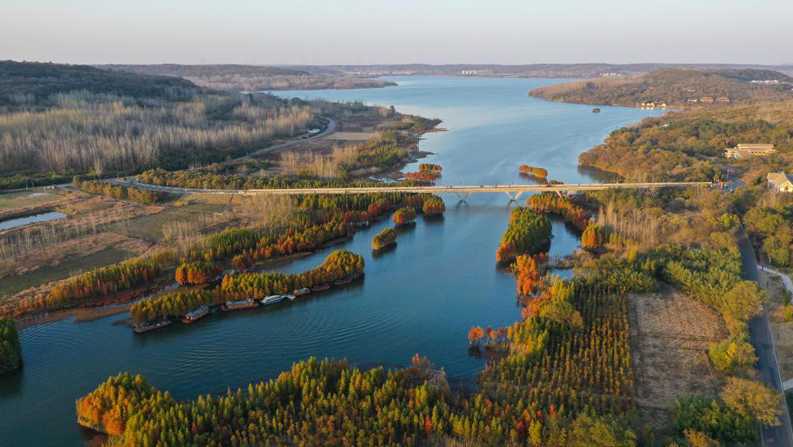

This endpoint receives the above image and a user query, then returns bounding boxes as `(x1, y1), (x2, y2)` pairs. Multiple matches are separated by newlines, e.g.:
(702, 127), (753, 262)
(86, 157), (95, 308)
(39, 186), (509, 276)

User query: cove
(0, 76), (661, 446)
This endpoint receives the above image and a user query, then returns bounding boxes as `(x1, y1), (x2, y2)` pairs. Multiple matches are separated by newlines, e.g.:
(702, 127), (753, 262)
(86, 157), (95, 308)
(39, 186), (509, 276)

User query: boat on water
(293, 287), (311, 297)
(311, 284), (331, 292)
(260, 294), (288, 306)
(333, 277), (354, 286)
(592, 107), (601, 113)
(181, 305), (210, 324)
(132, 319), (172, 334)
(221, 299), (258, 311)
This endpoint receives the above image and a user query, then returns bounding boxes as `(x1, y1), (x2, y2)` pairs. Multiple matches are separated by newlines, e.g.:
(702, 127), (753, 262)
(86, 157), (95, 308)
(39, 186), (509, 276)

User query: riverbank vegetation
(0, 319), (21, 375)
(495, 208), (551, 264)
(527, 192), (590, 231)
(130, 250), (363, 324)
(372, 228), (397, 251)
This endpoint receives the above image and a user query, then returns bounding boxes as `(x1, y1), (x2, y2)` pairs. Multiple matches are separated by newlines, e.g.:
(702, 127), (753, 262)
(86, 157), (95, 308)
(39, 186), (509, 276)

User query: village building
(767, 172), (793, 193)
(717, 96), (731, 103)
(724, 143), (776, 159)
(700, 96), (715, 104)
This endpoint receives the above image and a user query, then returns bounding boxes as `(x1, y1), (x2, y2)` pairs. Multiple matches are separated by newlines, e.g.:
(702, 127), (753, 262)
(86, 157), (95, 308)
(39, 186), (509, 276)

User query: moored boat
(592, 107), (601, 113)
(311, 284), (331, 292)
(333, 277), (354, 286)
(293, 287), (311, 297)
(181, 305), (210, 324)
(221, 299), (258, 311)
(260, 294), (287, 306)
(133, 319), (172, 334)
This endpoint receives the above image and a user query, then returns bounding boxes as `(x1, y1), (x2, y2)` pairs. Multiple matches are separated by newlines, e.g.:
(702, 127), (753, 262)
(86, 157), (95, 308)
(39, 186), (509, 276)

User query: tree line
(527, 193), (590, 232)
(73, 178), (169, 205)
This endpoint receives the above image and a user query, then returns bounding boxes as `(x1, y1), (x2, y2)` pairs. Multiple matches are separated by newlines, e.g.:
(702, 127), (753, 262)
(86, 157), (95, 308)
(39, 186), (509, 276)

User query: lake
(0, 76), (660, 445)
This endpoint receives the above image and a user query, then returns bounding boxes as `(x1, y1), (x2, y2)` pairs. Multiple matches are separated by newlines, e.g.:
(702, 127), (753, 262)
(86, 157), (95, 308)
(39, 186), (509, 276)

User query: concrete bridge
(121, 179), (712, 202)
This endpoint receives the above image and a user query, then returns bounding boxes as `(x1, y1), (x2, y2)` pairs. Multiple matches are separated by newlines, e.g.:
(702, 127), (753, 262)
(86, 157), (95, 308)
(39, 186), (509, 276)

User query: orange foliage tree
(392, 207), (417, 226)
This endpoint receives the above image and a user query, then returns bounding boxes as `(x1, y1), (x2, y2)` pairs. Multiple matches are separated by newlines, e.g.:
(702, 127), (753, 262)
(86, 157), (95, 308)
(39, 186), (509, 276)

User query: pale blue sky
(2, 0), (791, 65)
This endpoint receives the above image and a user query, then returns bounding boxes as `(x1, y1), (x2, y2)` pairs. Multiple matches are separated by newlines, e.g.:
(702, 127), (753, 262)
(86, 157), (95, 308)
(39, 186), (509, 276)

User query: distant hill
(102, 64), (397, 92)
(528, 68), (793, 107)
(0, 60), (199, 106)
(318, 63), (793, 79)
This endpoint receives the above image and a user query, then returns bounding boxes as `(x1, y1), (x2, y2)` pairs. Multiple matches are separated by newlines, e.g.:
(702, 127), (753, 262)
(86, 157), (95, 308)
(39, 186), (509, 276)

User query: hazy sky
(2, 0), (792, 65)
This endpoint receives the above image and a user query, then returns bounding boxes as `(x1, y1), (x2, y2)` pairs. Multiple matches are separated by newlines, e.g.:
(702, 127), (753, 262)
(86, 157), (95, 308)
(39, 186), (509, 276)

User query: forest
(578, 100), (793, 183)
(0, 92), (313, 187)
(0, 319), (21, 375)
(0, 60), (198, 107)
(0, 62), (318, 189)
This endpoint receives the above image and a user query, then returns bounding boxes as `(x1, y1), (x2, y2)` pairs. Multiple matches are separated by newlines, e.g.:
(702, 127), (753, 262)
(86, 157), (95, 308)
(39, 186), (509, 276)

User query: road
(738, 233), (793, 447)
(235, 117), (337, 162)
(115, 180), (712, 197)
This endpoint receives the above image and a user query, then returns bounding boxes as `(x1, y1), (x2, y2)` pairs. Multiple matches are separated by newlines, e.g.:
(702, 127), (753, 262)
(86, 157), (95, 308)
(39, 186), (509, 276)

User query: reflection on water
(0, 76), (661, 446)
(0, 211), (65, 231)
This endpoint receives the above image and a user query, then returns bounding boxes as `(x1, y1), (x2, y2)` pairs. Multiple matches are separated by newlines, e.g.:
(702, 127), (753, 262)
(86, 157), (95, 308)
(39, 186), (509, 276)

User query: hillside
(102, 64), (397, 92)
(578, 100), (793, 182)
(0, 61), (199, 107)
(529, 68), (793, 107)
(321, 63), (793, 79)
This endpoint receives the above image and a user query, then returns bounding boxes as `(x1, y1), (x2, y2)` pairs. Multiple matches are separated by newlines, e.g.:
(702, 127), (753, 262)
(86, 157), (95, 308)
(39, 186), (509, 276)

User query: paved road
(115, 180), (712, 196)
(738, 234), (793, 447)
(236, 117), (337, 162)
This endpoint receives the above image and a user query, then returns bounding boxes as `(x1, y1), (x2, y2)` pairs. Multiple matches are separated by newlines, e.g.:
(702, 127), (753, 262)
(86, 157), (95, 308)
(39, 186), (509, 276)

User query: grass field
(108, 200), (228, 243)
(630, 287), (726, 432)
(0, 191), (59, 210)
(0, 247), (135, 298)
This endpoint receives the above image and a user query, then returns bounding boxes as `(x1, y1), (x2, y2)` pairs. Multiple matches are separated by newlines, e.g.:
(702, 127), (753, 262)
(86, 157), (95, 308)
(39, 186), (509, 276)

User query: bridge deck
(213, 182), (711, 195)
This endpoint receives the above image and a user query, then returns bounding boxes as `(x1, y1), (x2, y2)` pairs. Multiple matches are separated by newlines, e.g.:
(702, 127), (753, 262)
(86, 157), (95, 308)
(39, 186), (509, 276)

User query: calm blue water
(0, 76), (660, 445)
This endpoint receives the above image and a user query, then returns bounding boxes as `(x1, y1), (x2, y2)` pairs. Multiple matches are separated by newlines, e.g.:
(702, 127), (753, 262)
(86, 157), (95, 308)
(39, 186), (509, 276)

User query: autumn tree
(720, 377), (782, 426)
